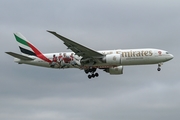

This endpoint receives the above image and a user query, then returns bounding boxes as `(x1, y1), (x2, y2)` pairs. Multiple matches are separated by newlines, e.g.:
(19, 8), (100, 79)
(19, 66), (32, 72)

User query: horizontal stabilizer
(5, 52), (34, 60)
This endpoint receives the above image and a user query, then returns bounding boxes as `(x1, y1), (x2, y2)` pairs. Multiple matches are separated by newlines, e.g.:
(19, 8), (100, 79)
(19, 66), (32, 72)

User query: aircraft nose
(169, 54), (174, 60)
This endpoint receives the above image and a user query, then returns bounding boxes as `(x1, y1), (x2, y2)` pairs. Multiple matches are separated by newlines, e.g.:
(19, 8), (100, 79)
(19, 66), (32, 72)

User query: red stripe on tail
(27, 42), (52, 63)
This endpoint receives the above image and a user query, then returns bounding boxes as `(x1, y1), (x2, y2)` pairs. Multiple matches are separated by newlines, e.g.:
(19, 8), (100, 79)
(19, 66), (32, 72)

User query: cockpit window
(166, 52), (169, 54)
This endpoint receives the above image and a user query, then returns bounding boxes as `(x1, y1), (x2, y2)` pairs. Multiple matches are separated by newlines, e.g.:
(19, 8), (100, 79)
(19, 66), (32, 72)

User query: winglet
(47, 30), (56, 34)
(47, 30), (70, 43)
(47, 30), (60, 38)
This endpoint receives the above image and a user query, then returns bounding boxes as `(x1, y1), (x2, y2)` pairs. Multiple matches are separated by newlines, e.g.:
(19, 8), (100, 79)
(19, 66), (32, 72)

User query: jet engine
(104, 66), (123, 75)
(103, 54), (121, 65)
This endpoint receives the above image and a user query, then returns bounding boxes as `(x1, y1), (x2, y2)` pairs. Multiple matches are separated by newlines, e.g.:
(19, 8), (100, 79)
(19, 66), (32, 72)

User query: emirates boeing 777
(6, 31), (173, 79)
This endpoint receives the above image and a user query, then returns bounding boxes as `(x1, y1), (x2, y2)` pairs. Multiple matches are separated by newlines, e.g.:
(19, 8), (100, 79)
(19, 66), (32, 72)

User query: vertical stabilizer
(14, 33), (41, 56)
(14, 33), (51, 62)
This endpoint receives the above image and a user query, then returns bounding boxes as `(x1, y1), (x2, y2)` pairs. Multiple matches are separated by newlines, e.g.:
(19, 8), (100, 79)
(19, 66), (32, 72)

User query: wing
(47, 31), (104, 61)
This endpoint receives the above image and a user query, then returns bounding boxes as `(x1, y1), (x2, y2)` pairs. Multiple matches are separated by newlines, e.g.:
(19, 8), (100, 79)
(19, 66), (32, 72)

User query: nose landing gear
(157, 63), (163, 71)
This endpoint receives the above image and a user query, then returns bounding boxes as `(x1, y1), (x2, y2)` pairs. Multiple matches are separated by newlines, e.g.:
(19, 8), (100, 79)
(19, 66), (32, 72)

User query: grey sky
(0, 0), (180, 120)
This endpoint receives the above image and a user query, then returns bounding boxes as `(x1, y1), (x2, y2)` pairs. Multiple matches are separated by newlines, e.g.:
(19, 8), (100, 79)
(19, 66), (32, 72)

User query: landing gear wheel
(95, 73), (99, 77)
(87, 73), (99, 79)
(88, 75), (91, 79)
(86, 67), (99, 79)
(157, 68), (161, 71)
(92, 74), (95, 78)
(85, 69), (89, 74)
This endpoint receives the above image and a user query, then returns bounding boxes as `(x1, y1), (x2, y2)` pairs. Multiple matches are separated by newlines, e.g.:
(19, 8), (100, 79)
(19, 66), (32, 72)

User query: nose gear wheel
(157, 63), (162, 71)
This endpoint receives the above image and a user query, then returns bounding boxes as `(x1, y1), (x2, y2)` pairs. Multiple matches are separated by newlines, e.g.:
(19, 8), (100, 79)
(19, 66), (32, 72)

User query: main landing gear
(84, 67), (99, 79)
(157, 63), (163, 71)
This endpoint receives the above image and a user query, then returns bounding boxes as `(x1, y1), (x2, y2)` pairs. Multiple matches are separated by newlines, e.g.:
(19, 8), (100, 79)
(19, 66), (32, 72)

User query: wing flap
(5, 52), (34, 60)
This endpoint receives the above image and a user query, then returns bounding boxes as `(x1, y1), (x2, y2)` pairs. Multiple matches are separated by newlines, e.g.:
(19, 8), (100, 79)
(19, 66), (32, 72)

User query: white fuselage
(14, 48), (173, 69)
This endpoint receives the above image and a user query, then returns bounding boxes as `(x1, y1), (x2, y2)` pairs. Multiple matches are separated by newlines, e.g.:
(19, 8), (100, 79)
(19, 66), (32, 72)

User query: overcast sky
(0, 0), (180, 120)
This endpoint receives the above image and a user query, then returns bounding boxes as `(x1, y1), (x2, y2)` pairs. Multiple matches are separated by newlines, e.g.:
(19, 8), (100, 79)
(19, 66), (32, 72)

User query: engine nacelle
(104, 66), (123, 75)
(103, 54), (121, 65)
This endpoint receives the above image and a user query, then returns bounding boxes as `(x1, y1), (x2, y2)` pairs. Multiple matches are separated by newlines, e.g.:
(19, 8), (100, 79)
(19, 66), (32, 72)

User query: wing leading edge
(47, 31), (104, 60)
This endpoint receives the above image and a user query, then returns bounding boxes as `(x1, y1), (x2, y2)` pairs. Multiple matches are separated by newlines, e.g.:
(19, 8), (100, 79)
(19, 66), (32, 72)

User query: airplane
(6, 31), (174, 79)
